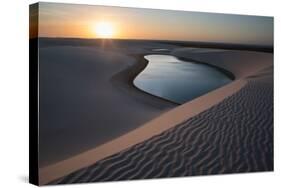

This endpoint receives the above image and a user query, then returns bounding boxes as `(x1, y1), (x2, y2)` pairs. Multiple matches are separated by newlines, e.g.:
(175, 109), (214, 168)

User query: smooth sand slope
(39, 41), (273, 185)
(39, 41), (178, 167)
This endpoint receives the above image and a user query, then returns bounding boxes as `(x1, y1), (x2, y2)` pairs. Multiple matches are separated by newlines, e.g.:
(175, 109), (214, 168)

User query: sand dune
(52, 65), (273, 184)
(40, 79), (245, 185)
(38, 41), (273, 185)
(39, 44), (176, 167)
(172, 48), (273, 78)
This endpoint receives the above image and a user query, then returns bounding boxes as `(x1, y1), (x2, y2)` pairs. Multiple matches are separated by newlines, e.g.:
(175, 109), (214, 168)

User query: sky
(35, 2), (273, 46)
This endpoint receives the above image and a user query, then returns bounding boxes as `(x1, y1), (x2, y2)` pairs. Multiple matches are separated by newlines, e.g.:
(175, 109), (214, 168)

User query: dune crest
(39, 47), (272, 185)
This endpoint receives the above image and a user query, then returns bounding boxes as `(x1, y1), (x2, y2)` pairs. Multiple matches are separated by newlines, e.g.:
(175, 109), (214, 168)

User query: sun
(94, 21), (115, 38)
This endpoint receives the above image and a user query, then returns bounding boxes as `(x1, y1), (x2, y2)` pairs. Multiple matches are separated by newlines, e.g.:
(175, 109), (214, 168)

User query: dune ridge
(40, 46), (273, 185)
(51, 66), (273, 184)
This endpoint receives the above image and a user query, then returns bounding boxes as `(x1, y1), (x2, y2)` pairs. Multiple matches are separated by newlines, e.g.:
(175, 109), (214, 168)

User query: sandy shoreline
(38, 43), (273, 185)
(110, 53), (178, 106)
(172, 48), (273, 79)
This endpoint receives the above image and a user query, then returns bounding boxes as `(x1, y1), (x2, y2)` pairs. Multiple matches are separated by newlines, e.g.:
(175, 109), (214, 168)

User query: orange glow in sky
(36, 2), (273, 45)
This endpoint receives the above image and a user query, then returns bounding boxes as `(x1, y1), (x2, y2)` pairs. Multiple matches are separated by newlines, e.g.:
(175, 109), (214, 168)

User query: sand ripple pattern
(51, 74), (273, 184)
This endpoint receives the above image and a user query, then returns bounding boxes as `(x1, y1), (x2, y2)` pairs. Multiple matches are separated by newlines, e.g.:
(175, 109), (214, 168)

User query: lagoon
(134, 54), (232, 104)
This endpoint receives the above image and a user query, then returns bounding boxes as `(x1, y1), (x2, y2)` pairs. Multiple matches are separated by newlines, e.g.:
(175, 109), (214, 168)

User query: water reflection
(134, 54), (232, 104)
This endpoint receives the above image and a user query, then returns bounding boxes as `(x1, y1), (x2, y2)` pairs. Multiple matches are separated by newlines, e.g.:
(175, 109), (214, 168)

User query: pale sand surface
(39, 45), (272, 185)
(172, 48), (273, 78)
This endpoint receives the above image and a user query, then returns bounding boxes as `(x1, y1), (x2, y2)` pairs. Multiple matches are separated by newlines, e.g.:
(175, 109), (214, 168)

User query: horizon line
(33, 36), (273, 48)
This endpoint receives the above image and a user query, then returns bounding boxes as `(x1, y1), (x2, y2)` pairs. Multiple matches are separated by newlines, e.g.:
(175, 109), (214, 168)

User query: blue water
(134, 54), (232, 104)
